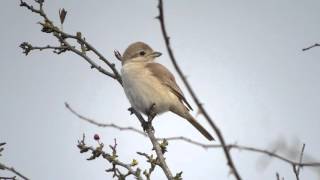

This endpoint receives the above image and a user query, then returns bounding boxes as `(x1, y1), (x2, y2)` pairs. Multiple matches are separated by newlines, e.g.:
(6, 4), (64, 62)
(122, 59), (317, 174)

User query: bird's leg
(147, 103), (157, 123)
(141, 103), (156, 131)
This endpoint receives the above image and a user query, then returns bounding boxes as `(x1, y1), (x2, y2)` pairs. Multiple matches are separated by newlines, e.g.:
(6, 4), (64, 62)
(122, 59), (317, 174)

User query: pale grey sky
(1, 0), (320, 180)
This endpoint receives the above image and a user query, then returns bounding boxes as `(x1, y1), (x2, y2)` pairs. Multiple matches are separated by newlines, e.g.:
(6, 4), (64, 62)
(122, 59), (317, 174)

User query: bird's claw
(128, 107), (135, 115)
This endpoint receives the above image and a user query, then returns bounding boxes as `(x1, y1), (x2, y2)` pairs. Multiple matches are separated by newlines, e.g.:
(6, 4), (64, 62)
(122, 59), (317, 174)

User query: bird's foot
(141, 103), (156, 131)
(147, 103), (157, 123)
(142, 120), (150, 131)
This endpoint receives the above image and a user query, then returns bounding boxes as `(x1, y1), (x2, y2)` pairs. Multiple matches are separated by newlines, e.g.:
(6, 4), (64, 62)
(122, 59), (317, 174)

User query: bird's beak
(150, 51), (162, 58)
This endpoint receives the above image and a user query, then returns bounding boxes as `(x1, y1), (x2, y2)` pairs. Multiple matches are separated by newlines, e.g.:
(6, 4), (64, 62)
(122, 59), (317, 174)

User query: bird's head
(122, 42), (162, 65)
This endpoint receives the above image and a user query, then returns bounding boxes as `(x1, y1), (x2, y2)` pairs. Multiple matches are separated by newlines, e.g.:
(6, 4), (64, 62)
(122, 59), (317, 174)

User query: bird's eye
(139, 51), (146, 56)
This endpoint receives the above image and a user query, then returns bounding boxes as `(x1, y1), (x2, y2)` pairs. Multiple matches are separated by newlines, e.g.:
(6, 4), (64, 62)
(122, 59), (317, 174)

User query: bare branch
(65, 104), (320, 171)
(19, 42), (68, 55)
(20, 0), (122, 84)
(302, 43), (320, 51)
(68, 102), (175, 179)
(156, 0), (241, 179)
(0, 176), (16, 180)
(0, 143), (29, 180)
(77, 135), (143, 180)
(129, 107), (174, 179)
(65, 102), (147, 137)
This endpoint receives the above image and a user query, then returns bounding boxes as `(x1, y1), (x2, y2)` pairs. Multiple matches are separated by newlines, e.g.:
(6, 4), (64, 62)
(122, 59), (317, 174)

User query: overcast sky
(1, 0), (320, 180)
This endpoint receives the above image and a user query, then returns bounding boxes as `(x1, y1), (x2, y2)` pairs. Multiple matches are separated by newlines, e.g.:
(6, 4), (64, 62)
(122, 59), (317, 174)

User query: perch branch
(127, 107), (174, 179)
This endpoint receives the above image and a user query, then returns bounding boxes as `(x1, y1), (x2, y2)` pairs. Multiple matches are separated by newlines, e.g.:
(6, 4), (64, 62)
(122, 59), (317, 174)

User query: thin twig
(275, 172), (285, 180)
(293, 144), (306, 180)
(302, 43), (320, 51)
(0, 143), (28, 180)
(156, 1), (241, 179)
(0, 163), (29, 180)
(19, 42), (68, 55)
(276, 172), (280, 180)
(77, 135), (143, 180)
(65, 102), (146, 137)
(0, 177), (16, 180)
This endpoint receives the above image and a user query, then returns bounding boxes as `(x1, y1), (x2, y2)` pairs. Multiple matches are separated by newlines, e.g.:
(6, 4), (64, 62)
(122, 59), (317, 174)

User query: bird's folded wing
(146, 63), (193, 111)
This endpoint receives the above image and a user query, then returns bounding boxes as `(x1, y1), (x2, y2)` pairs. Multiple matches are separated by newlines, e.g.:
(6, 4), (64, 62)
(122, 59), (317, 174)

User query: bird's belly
(122, 66), (174, 114)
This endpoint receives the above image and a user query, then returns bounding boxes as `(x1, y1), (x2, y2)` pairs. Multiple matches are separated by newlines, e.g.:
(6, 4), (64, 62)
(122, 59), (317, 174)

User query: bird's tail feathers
(186, 115), (214, 141)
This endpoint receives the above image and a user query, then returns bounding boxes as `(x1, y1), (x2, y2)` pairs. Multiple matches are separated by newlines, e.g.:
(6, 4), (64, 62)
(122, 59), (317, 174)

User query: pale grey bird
(121, 42), (214, 141)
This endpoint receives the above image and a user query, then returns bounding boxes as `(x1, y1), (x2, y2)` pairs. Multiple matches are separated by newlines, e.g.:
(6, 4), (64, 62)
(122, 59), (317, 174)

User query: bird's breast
(121, 63), (175, 114)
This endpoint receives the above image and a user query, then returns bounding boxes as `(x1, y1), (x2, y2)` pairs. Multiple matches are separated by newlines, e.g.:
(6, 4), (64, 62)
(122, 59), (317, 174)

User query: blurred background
(1, 0), (320, 179)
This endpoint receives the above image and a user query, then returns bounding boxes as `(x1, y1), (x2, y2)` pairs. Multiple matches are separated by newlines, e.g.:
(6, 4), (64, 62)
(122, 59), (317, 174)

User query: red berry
(94, 134), (100, 141)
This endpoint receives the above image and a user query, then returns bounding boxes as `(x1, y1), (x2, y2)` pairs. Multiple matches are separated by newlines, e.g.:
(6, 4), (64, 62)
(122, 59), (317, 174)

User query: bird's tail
(186, 115), (214, 141)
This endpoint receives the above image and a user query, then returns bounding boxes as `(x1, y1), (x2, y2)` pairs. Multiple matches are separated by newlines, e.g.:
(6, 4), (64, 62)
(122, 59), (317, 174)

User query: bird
(120, 42), (214, 141)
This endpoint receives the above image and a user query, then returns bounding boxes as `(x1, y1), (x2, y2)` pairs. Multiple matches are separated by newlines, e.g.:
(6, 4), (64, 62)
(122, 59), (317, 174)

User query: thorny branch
(20, 42), (68, 55)
(19, 0), (174, 179)
(77, 135), (143, 180)
(156, 0), (242, 179)
(68, 101), (175, 179)
(19, 0), (121, 83)
(0, 143), (29, 180)
(129, 107), (174, 179)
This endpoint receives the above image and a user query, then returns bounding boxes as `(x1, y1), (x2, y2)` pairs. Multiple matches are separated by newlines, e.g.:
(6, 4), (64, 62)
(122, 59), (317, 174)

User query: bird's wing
(146, 63), (193, 111)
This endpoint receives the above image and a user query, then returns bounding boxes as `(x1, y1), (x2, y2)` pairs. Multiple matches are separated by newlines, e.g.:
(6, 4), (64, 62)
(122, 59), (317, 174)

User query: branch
(126, 107), (174, 179)
(77, 135), (143, 180)
(20, 42), (68, 55)
(0, 143), (29, 180)
(66, 102), (174, 179)
(302, 43), (320, 51)
(0, 177), (16, 180)
(292, 144), (306, 180)
(156, 0), (242, 179)
(20, 0), (121, 83)
(65, 104), (320, 169)
(65, 102), (147, 137)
